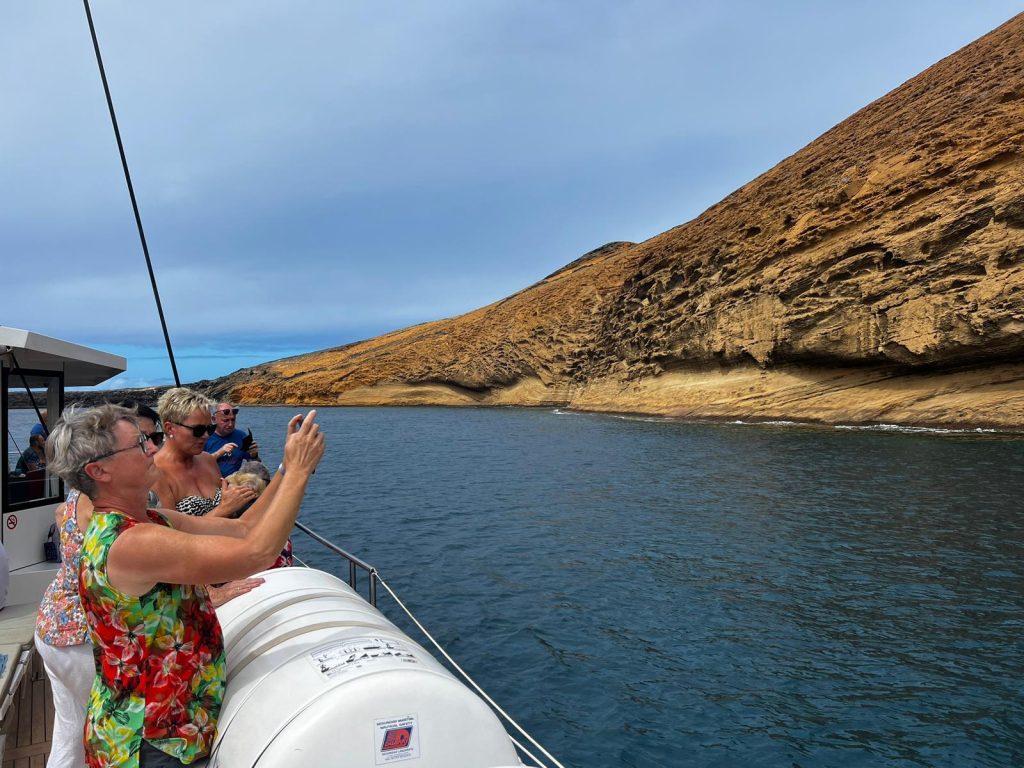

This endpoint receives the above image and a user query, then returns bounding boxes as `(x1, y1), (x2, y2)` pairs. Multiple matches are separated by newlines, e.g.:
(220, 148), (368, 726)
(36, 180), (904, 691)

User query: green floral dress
(79, 509), (225, 767)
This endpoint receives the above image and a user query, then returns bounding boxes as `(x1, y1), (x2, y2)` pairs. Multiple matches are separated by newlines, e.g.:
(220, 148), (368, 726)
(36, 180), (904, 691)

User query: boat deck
(1, 653), (53, 768)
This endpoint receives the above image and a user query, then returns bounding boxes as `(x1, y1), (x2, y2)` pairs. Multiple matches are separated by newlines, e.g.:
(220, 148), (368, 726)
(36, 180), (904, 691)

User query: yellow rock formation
(216, 14), (1024, 428)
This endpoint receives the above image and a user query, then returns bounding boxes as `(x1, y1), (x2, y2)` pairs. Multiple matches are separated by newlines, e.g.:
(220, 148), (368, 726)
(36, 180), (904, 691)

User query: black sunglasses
(216, 408), (240, 417)
(146, 431), (165, 447)
(170, 421), (216, 438)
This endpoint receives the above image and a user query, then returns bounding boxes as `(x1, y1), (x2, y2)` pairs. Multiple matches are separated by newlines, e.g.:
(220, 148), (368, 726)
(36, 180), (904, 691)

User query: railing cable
(293, 522), (564, 768)
(375, 572), (566, 768)
(8, 351), (48, 436)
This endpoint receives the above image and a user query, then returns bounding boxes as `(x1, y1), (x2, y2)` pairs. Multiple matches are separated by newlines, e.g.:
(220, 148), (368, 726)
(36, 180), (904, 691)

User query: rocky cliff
(213, 14), (1024, 428)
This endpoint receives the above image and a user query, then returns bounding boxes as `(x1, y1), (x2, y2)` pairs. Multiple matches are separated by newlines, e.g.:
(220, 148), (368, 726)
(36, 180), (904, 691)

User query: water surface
(16, 406), (1024, 766)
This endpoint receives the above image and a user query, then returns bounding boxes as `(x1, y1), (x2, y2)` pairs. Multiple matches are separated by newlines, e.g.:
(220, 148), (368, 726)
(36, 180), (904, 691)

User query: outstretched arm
(106, 411), (325, 594)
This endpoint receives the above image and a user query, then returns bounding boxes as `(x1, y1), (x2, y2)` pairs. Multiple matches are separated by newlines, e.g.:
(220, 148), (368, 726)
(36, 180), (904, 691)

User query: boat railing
(289, 520), (565, 768)
(292, 521), (378, 606)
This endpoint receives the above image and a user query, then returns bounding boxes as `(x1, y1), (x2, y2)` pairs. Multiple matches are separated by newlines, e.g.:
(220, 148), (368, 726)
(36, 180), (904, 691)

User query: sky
(2, 2), (1021, 389)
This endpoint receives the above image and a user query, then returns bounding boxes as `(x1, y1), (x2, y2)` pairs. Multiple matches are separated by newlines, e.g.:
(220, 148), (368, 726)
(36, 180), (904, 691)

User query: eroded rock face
(215, 14), (1024, 427)
(589, 16), (1024, 378)
(220, 241), (641, 406)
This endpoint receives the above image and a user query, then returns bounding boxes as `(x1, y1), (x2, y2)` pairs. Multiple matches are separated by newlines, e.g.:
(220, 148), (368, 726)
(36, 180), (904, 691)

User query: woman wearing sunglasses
(46, 402), (324, 767)
(153, 388), (258, 519)
(34, 403), (160, 768)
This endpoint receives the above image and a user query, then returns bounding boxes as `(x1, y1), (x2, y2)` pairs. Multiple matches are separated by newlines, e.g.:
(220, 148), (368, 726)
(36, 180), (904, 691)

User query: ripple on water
(214, 407), (1024, 768)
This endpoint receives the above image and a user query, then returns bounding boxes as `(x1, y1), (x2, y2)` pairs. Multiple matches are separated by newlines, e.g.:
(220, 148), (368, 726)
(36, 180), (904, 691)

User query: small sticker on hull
(375, 714), (420, 764)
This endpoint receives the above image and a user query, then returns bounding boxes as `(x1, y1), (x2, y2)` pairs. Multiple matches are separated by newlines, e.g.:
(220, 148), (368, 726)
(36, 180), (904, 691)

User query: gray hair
(238, 460), (272, 484)
(157, 387), (213, 426)
(47, 404), (139, 497)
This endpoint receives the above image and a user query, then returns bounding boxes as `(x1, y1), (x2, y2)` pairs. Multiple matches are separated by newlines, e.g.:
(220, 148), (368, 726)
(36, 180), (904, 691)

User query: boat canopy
(0, 327), (125, 386)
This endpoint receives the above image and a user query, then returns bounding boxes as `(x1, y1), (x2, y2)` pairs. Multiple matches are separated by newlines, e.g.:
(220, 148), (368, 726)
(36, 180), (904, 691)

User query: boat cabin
(1, 326), (125, 607)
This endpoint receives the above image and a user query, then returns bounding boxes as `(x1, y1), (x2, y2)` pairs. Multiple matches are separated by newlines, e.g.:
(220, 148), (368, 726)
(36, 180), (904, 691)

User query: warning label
(374, 714), (420, 764)
(308, 637), (420, 681)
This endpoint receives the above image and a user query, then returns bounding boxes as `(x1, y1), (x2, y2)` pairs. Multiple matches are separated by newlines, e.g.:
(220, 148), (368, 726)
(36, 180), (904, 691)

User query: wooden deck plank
(42, 683), (52, 743)
(2, 742), (50, 761)
(1, 653), (53, 768)
(28, 680), (43, 747)
(14, 678), (31, 748)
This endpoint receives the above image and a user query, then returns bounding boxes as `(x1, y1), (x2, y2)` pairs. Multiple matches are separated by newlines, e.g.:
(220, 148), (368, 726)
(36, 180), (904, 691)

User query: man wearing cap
(204, 402), (260, 477)
(30, 409), (48, 440)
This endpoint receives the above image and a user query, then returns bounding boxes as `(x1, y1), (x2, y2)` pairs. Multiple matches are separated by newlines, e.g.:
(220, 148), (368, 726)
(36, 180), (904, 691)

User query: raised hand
(215, 442), (239, 460)
(217, 478), (258, 515)
(282, 410), (325, 477)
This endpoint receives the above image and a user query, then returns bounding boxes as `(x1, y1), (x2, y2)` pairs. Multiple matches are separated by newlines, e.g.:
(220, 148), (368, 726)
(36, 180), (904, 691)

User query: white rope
(509, 735), (550, 768)
(375, 573), (566, 768)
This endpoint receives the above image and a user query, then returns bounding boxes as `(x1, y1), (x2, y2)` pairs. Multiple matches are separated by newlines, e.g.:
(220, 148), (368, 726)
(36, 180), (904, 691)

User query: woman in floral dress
(35, 404), (161, 768)
(47, 404), (324, 768)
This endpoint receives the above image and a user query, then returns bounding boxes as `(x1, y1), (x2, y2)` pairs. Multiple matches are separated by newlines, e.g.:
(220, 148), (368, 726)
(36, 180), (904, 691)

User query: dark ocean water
(231, 406), (1024, 768)
(15, 406), (1024, 766)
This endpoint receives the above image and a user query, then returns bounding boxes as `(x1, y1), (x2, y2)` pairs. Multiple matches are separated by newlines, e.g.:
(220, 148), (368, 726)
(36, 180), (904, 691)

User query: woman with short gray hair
(48, 402), (324, 768)
(37, 403), (161, 768)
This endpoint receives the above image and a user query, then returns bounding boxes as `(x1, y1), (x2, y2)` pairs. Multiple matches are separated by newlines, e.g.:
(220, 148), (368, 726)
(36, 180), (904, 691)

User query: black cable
(82, 0), (181, 387)
(9, 351), (48, 437)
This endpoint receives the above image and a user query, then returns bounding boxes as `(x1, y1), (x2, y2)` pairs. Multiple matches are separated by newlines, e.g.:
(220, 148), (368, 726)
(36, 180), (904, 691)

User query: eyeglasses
(86, 432), (152, 464)
(216, 408), (240, 417)
(170, 421), (216, 438)
(146, 431), (165, 447)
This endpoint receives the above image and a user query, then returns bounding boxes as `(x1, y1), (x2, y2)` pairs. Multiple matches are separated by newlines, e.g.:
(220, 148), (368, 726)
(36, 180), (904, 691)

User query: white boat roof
(0, 327), (126, 386)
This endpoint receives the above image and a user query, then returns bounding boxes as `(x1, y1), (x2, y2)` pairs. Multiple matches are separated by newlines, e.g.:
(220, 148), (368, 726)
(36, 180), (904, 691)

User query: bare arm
(106, 412), (324, 594)
(155, 463), (288, 537)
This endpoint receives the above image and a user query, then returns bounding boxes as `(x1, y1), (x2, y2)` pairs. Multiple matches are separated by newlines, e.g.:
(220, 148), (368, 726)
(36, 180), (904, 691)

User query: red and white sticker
(374, 714), (419, 764)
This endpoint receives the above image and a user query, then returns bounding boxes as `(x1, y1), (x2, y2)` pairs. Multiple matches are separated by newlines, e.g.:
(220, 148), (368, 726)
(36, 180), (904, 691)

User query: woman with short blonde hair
(153, 387), (256, 518)
(155, 387), (214, 428)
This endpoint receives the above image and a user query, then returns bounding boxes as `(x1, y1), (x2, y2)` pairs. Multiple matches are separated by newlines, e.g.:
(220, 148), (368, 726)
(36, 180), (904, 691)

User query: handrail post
(293, 521), (378, 607)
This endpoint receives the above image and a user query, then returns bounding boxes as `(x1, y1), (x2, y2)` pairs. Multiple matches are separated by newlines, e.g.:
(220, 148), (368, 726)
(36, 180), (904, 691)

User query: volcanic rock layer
(212, 14), (1024, 428)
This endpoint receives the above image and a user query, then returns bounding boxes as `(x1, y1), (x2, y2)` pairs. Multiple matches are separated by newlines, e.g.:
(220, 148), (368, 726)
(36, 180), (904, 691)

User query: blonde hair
(157, 387), (214, 426)
(225, 472), (267, 496)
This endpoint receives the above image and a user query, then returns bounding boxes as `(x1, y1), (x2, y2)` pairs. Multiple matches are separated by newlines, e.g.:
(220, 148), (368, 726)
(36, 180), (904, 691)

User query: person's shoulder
(84, 508), (135, 543)
(197, 450), (222, 472)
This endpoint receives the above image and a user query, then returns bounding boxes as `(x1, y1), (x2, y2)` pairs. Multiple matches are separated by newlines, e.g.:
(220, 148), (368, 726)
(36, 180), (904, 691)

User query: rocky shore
(70, 14), (1024, 430)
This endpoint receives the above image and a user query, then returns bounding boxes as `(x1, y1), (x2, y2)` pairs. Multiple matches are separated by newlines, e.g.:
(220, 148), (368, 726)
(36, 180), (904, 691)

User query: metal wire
(375, 572), (565, 768)
(82, 0), (181, 386)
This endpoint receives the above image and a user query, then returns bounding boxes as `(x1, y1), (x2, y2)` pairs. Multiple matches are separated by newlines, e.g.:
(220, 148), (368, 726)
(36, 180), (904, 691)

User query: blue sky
(2, 2), (1021, 388)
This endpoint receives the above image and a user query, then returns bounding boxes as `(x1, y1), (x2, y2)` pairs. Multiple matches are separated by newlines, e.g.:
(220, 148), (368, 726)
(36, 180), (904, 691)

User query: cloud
(3, 1), (1021, 381)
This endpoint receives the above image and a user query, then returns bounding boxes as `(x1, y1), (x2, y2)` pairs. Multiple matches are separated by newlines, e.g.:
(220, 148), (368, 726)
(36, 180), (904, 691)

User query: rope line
(375, 572), (566, 768)
(82, 0), (181, 386)
(8, 351), (49, 437)
(509, 735), (551, 768)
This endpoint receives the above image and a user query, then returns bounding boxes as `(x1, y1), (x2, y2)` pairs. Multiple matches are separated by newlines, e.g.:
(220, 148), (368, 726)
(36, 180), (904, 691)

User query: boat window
(2, 368), (63, 512)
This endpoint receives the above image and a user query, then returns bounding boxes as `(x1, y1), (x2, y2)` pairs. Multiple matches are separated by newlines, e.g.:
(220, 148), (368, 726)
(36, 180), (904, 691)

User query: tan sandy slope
(212, 14), (1024, 428)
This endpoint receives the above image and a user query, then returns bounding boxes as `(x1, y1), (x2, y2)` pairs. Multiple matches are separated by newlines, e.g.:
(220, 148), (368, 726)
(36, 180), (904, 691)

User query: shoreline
(35, 360), (1024, 433)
